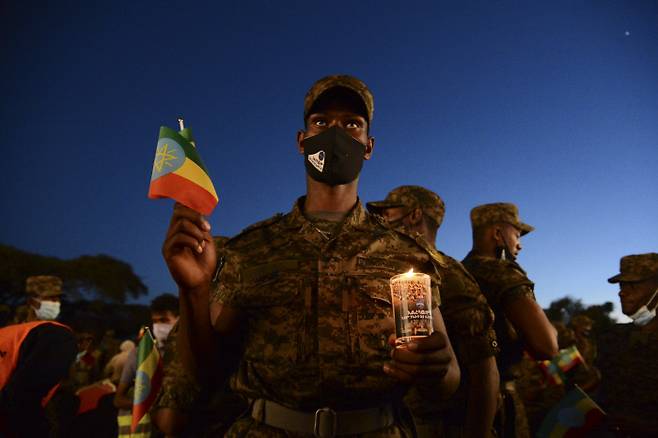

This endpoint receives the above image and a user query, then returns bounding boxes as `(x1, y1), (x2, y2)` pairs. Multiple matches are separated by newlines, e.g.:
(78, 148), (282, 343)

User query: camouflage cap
(470, 202), (534, 235)
(304, 75), (374, 123)
(607, 253), (658, 283)
(25, 275), (63, 298)
(366, 185), (446, 228)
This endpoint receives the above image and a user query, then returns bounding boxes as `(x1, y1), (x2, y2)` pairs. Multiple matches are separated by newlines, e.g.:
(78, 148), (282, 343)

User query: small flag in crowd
(148, 120), (219, 215)
(131, 327), (163, 433)
(539, 345), (584, 385)
(537, 385), (605, 437)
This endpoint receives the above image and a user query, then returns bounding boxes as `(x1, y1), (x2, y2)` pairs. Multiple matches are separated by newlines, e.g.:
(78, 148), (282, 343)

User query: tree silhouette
(0, 244), (147, 306)
(544, 295), (617, 335)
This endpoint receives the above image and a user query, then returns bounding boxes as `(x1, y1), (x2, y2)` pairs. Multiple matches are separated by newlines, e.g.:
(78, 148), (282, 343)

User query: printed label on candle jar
(390, 272), (434, 346)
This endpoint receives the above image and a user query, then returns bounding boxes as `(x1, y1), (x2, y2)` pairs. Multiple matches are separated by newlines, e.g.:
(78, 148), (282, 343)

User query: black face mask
(302, 126), (366, 186)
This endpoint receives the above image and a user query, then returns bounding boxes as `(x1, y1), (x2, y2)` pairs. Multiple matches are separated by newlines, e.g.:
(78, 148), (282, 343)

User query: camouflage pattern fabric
(470, 203), (534, 235)
(152, 320), (201, 412)
(596, 323), (658, 434)
(25, 275), (63, 298)
(398, 230), (498, 435)
(366, 185), (446, 228)
(304, 75), (374, 123)
(607, 252), (658, 283)
(461, 252), (535, 380)
(462, 253), (536, 438)
(213, 197), (445, 436)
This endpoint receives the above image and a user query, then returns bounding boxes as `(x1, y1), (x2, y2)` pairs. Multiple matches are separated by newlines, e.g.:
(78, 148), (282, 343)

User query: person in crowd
(368, 185), (499, 437)
(0, 276), (77, 437)
(462, 203), (558, 437)
(164, 75), (460, 436)
(104, 340), (135, 384)
(114, 293), (179, 438)
(596, 252), (658, 436)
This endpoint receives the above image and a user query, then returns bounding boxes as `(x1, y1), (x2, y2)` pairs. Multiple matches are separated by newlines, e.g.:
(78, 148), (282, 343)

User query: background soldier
(0, 276), (77, 437)
(20, 275), (64, 323)
(164, 75), (461, 436)
(596, 252), (658, 436)
(368, 185), (499, 438)
(462, 203), (558, 438)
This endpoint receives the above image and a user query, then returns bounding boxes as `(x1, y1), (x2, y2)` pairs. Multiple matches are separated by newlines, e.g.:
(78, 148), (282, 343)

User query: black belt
(250, 398), (395, 437)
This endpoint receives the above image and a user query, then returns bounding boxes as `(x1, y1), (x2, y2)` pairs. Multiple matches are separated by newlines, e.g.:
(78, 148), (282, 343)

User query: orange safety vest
(0, 320), (71, 407)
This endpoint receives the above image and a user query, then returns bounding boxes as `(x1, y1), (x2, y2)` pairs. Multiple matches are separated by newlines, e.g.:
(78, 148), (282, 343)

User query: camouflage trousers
(494, 381), (530, 438)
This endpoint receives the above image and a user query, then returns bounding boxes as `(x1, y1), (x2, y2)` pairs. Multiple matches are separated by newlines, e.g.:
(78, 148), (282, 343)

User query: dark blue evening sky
(2, 1), (657, 321)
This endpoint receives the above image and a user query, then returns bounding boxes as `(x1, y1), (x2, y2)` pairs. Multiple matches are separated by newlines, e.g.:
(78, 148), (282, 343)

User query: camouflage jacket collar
(282, 196), (370, 232)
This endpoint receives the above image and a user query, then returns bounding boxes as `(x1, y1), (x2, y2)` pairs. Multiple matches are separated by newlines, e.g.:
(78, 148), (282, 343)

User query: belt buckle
(314, 407), (337, 437)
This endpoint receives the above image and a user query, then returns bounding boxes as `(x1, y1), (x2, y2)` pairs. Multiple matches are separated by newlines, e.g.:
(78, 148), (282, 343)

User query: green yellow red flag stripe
(148, 126), (219, 215)
(131, 327), (163, 433)
(537, 385), (605, 437)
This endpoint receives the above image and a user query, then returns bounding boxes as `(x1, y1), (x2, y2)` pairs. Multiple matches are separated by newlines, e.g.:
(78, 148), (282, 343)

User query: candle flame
(405, 268), (414, 277)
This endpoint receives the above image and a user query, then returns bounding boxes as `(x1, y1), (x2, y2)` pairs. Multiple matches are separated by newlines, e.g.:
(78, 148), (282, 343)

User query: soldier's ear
(409, 208), (423, 225)
(492, 226), (503, 244)
(364, 136), (375, 160)
(296, 130), (306, 155)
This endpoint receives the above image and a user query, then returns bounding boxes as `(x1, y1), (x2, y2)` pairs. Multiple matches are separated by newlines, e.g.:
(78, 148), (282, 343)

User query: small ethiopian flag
(131, 327), (163, 433)
(148, 125), (219, 215)
(537, 385), (605, 438)
(539, 345), (584, 385)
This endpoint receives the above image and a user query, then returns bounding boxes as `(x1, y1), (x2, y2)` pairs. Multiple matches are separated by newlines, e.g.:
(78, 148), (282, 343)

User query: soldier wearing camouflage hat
(369, 186), (499, 438)
(163, 75), (461, 436)
(462, 203), (558, 438)
(595, 253), (658, 436)
(1, 275), (75, 436)
(367, 185), (446, 243)
(23, 275), (64, 322)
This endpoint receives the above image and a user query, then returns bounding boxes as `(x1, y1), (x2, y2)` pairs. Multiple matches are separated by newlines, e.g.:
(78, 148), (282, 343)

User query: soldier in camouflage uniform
(163, 75), (461, 437)
(462, 203), (558, 438)
(368, 186), (499, 438)
(19, 275), (64, 323)
(596, 253), (658, 436)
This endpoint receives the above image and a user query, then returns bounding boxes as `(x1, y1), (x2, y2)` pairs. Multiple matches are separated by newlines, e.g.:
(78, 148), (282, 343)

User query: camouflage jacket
(596, 323), (658, 422)
(213, 197), (445, 413)
(400, 232), (498, 427)
(461, 252), (535, 380)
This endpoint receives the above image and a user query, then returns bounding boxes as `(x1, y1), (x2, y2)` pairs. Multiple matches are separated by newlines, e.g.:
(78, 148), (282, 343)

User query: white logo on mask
(308, 150), (325, 173)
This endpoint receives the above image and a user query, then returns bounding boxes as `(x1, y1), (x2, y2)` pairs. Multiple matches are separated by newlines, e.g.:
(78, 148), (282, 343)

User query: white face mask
(629, 287), (658, 327)
(33, 300), (61, 320)
(152, 322), (174, 345)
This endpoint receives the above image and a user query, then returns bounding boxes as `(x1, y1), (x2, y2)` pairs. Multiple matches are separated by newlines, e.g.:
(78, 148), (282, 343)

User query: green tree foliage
(0, 244), (147, 306)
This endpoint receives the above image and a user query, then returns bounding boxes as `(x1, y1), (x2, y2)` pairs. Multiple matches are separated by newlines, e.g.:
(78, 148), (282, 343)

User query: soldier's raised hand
(162, 203), (216, 291)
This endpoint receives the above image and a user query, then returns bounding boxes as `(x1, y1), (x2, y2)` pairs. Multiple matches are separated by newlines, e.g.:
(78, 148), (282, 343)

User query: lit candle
(390, 269), (433, 346)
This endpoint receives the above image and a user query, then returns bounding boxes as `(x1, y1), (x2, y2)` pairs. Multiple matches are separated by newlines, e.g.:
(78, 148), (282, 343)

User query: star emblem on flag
(153, 143), (178, 173)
